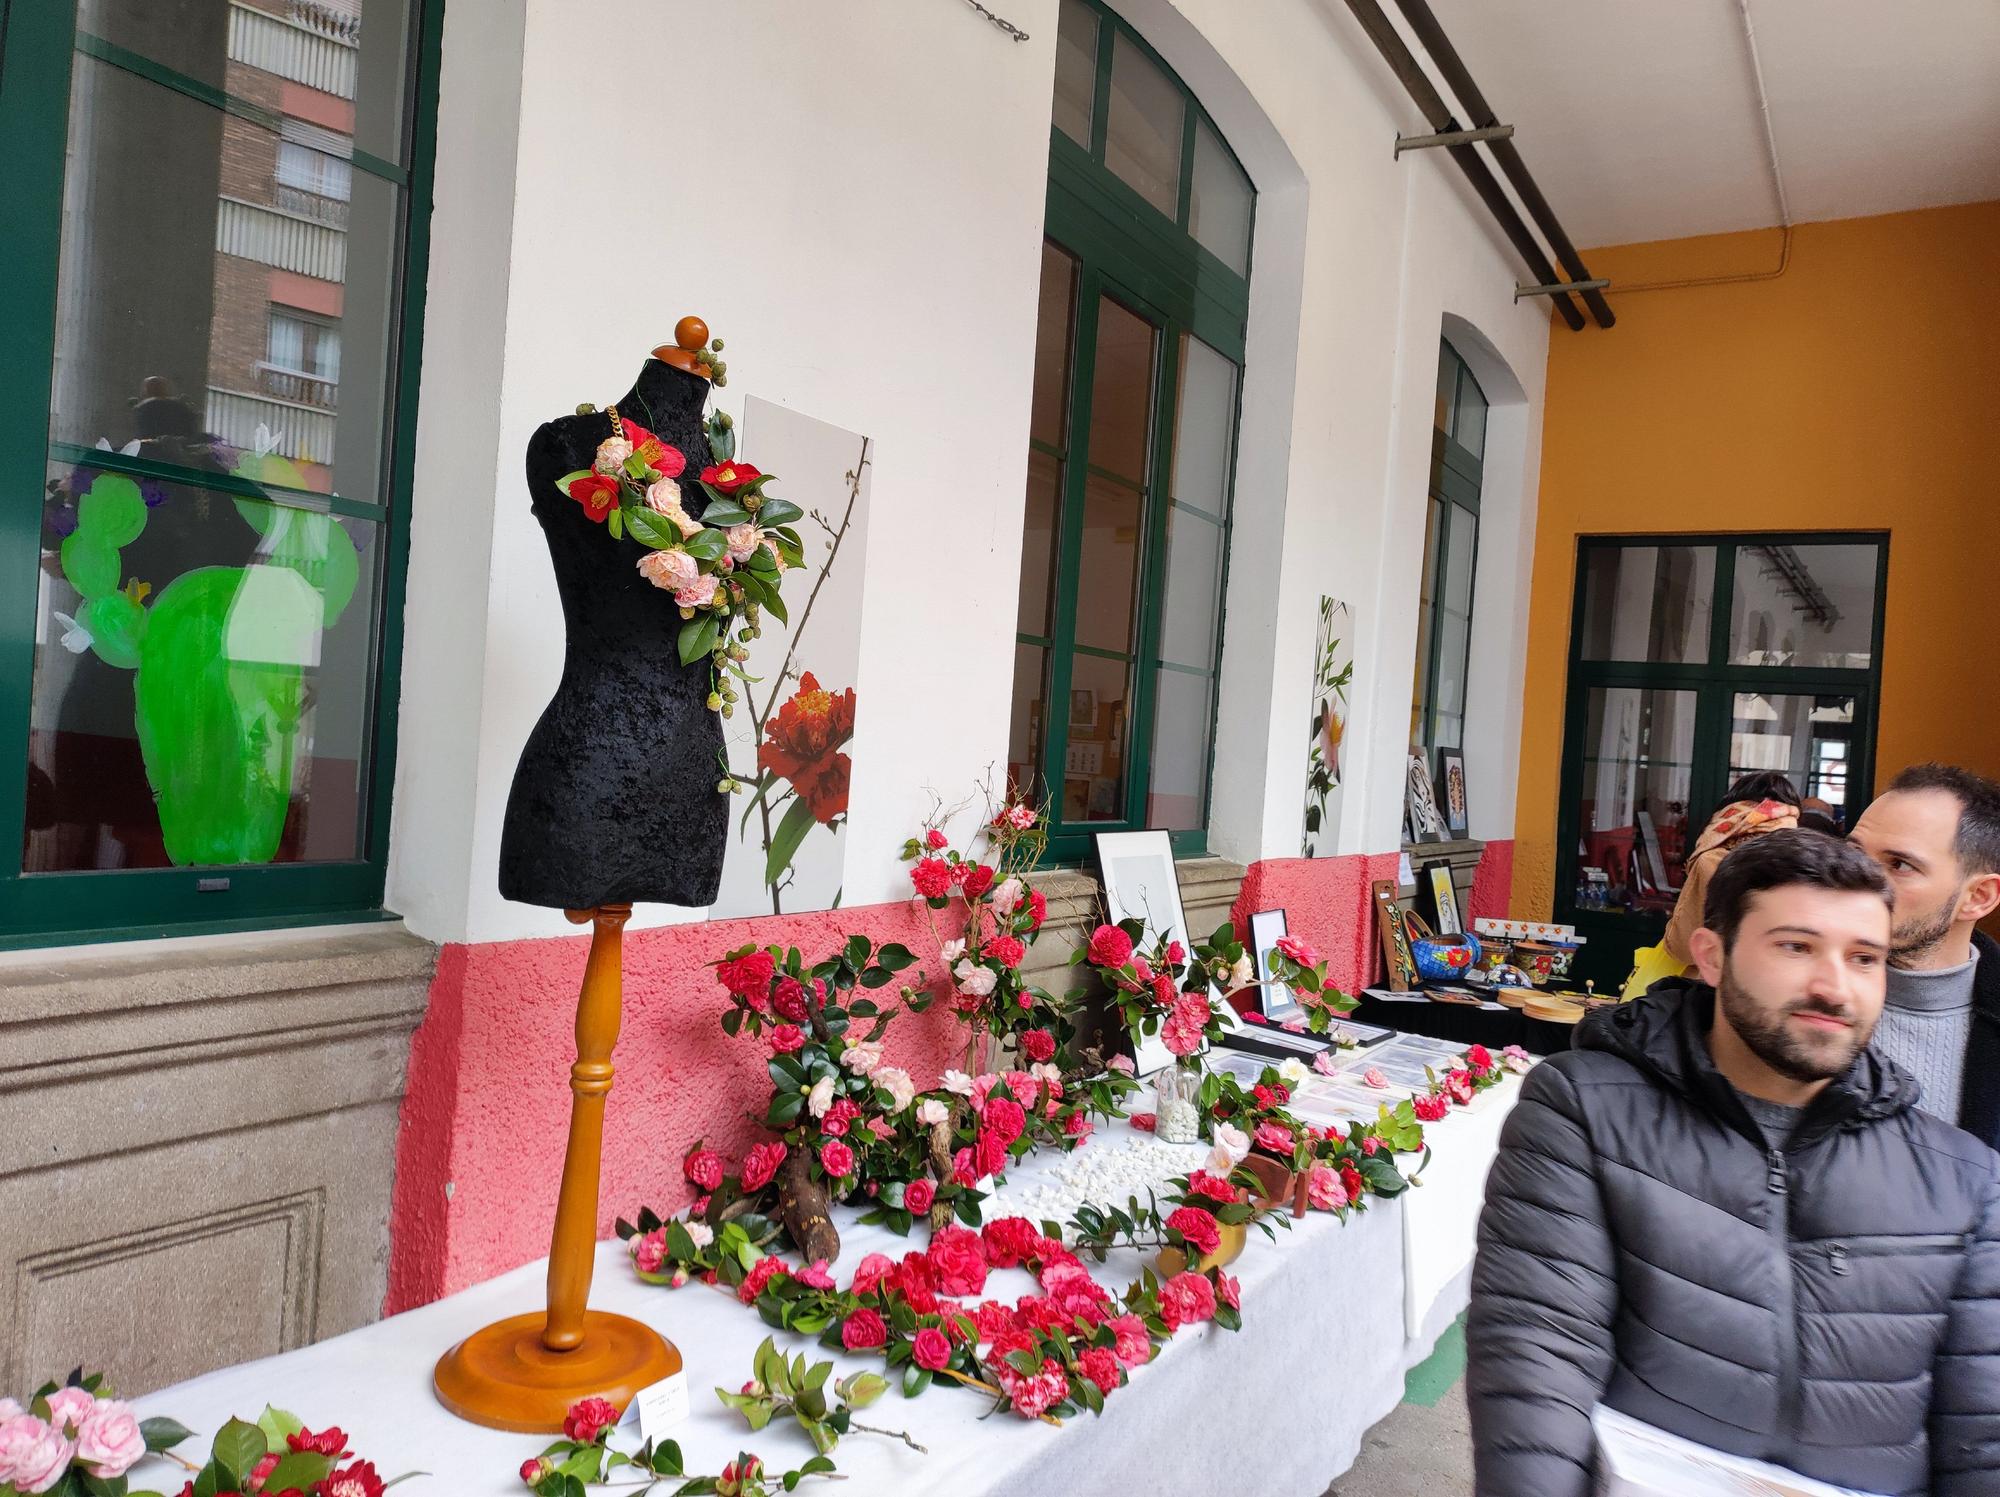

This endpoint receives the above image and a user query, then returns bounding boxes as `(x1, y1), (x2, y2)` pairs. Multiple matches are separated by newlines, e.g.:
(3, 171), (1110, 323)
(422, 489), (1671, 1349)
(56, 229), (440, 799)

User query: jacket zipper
(1767, 1147), (1801, 1454)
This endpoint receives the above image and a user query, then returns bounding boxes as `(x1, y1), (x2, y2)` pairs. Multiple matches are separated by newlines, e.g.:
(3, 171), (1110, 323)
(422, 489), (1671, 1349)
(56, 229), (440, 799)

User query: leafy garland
(518, 1394), (834, 1497)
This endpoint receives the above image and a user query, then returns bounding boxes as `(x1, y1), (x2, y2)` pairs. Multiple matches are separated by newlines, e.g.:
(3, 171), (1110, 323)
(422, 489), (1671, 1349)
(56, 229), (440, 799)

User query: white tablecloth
(1403, 1081), (1518, 1340)
(134, 1093), (1514, 1496)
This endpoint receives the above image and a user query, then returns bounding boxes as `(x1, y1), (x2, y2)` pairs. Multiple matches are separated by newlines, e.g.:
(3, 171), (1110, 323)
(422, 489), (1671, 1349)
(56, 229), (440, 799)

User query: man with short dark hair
(1468, 830), (2000, 1496)
(1849, 763), (2000, 1145)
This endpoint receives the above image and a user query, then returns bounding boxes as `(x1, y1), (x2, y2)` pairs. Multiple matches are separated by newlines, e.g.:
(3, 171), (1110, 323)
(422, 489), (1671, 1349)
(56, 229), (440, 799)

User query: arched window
(1010, 0), (1254, 861)
(1411, 338), (1487, 765)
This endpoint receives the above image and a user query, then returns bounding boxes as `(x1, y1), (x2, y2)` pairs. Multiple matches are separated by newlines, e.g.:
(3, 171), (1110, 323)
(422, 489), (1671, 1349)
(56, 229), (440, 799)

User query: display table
(134, 1086), (1516, 1496)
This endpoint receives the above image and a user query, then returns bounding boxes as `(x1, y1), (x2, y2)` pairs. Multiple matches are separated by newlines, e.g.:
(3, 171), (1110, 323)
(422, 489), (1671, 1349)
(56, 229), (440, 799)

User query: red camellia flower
(1166, 1205), (1222, 1258)
(249, 1452), (281, 1488)
(1467, 1042), (1495, 1075)
(852, 1252), (896, 1297)
(903, 1176), (936, 1214)
(840, 1308), (888, 1351)
(980, 1215), (1043, 1269)
(562, 1397), (621, 1444)
(912, 1326), (953, 1372)
(738, 1256), (790, 1304)
(982, 934), (1025, 968)
(287, 1426), (346, 1456)
(1341, 1162), (1365, 1201)
(981, 1096), (1027, 1146)
(822, 1098), (861, 1137)
(759, 672), (855, 826)
(1021, 1028), (1056, 1063)
(910, 857), (952, 899)
(565, 473), (619, 522)
(699, 460), (762, 495)
(521, 1456), (548, 1485)
(1078, 1344), (1123, 1395)
(716, 949), (774, 997)
(1087, 923), (1134, 968)
(772, 976), (810, 1022)
(740, 1140), (788, 1192)
(819, 1139), (856, 1179)
(1024, 887), (1048, 931)
(768, 1023), (805, 1054)
(1185, 1170), (1239, 1205)
(620, 418), (686, 478)
(683, 1147), (724, 1192)
(1413, 1092), (1450, 1123)
(925, 828), (948, 849)
(960, 863), (995, 898)
(1129, 1111), (1157, 1132)
(1151, 972), (1178, 1009)
(975, 1128), (1009, 1180)
(321, 1460), (386, 1497)
(928, 1226), (989, 1297)
(1157, 1271), (1217, 1332)
(1164, 939), (1186, 966)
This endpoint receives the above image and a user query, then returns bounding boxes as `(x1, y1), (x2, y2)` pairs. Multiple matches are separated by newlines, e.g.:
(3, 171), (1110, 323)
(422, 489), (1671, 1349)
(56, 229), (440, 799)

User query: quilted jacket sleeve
(1932, 1164), (2000, 1493)
(1467, 1060), (1621, 1497)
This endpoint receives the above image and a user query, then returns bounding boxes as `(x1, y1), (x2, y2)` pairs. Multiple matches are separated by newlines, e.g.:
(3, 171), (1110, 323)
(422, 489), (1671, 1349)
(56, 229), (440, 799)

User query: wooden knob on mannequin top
(651, 315), (714, 378)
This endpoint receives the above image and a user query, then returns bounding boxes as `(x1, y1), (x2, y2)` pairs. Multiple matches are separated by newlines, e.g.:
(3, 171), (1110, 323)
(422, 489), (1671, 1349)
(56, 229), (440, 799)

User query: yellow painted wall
(1512, 201), (2000, 916)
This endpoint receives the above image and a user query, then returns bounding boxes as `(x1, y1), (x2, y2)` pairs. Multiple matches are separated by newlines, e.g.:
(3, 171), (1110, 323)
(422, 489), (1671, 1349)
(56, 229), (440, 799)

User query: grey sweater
(1871, 952), (1979, 1125)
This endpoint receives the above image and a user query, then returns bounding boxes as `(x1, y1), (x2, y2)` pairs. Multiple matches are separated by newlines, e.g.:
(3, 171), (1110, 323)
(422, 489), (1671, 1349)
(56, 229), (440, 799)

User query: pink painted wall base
(1229, 852), (1402, 996)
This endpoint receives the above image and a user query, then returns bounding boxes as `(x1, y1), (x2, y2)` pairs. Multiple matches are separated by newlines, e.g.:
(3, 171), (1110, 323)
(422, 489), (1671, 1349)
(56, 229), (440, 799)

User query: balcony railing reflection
(255, 362), (339, 410)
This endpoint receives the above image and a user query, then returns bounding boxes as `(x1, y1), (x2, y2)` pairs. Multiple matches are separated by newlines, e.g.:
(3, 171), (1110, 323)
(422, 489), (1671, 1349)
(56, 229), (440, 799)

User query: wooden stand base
(434, 1309), (680, 1433)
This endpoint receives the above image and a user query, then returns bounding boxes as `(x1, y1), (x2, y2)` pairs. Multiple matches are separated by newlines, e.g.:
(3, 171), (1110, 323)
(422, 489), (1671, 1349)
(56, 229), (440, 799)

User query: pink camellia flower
(643, 482), (701, 538)
(1157, 1271), (1217, 1332)
(1216, 1273), (1242, 1311)
(902, 1177), (936, 1215)
(1413, 1092), (1450, 1123)
(1107, 1313), (1153, 1367)
(1312, 1052), (1339, 1077)
(740, 1139), (788, 1192)
(724, 522), (762, 562)
(996, 1357), (1070, 1420)
(841, 1039), (886, 1074)
(989, 876), (1024, 915)
(1065, 1112), (1093, 1144)
(636, 547), (699, 594)
(633, 1228), (668, 1275)
(912, 1326), (953, 1372)
(1444, 1069), (1476, 1105)
(42, 1388), (94, 1434)
(1129, 1112), (1157, 1132)
(593, 434), (633, 474)
(841, 1308), (888, 1351)
(819, 1139), (856, 1179)
(684, 1147), (725, 1191)
(1274, 934), (1319, 966)
(852, 1252), (896, 1296)
(1502, 1044), (1533, 1074)
(563, 1396), (621, 1444)
(74, 1400), (145, 1479)
(796, 1259), (837, 1291)
(1087, 923), (1134, 968)
(981, 1096), (1027, 1146)
(1308, 1162), (1350, 1212)
(1164, 939), (1187, 965)
(0, 1415), (72, 1493)
(910, 856), (952, 898)
(1362, 1067), (1389, 1089)
(928, 1226), (989, 1297)
(1107, 1053), (1135, 1075)
(674, 574), (719, 609)
(1361, 1134), (1381, 1155)
(1165, 1206), (1222, 1258)
(768, 1023), (805, 1055)
(1253, 1121), (1295, 1155)
(914, 1097), (949, 1127)
(925, 827), (948, 849)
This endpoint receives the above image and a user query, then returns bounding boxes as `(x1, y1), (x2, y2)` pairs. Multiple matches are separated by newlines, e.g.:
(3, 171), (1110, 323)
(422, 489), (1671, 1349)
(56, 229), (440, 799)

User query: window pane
(1434, 343), (1457, 434)
(1578, 545), (1716, 663)
(1085, 295), (1157, 484)
(1442, 501), (1476, 612)
(1572, 687), (1698, 916)
(1145, 667), (1212, 831)
(1017, 449), (1061, 637)
(1156, 506), (1222, 673)
(1105, 34), (1183, 216)
(1169, 334), (1235, 511)
(1009, 641), (1049, 804)
(1454, 364), (1487, 459)
(1435, 612), (1470, 722)
(1030, 241), (1077, 450)
(1061, 651), (1131, 823)
(49, 54), (402, 504)
(1728, 543), (1879, 669)
(76, 0), (415, 165)
(1053, 0), (1097, 147)
(26, 466), (381, 872)
(1188, 117), (1251, 274)
(1730, 693), (1856, 825)
(1411, 496), (1442, 747)
(1074, 472), (1141, 655)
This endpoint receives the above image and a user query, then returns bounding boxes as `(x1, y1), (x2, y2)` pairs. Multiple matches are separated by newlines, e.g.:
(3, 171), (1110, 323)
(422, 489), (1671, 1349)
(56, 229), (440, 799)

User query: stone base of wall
(0, 927), (435, 1395)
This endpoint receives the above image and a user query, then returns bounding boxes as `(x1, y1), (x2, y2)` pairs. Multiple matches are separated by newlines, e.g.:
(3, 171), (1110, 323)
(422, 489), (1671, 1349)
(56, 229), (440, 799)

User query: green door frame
(0, 0), (443, 948)
(1554, 530), (1890, 985)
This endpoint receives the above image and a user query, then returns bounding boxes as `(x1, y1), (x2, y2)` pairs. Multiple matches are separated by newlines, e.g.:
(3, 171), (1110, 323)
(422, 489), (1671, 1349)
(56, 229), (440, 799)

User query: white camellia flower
(989, 877), (1025, 916)
(873, 1066), (916, 1113)
(840, 1040), (886, 1074)
(1211, 1120), (1251, 1167)
(684, 1221), (714, 1249)
(941, 1069), (975, 1097)
(939, 938), (967, 963)
(1229, 951), (1255, 989)
(1030, 1062), (1062, 1085)
(954, 959), (998, 997)
(1278, 1057), (1310, 1088)
(915, 1098), (950, 1127)
(807, 1075), (836, 1118)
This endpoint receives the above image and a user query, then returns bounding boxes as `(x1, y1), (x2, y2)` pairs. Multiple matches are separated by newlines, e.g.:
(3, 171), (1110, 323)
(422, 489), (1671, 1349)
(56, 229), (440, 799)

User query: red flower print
(758, 672), (855, 826)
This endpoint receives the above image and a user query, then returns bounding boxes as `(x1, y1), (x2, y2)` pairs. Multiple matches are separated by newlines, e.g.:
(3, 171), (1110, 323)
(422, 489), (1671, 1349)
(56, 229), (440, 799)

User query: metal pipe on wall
(1341, 0), (1588, 332)
(1389, 0), (1616, 329)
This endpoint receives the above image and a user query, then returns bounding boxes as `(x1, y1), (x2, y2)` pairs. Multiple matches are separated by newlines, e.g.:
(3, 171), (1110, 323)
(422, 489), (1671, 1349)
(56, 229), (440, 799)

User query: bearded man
(1467, 829), (2000, 1496)
(1848, 763), (2000, 1142)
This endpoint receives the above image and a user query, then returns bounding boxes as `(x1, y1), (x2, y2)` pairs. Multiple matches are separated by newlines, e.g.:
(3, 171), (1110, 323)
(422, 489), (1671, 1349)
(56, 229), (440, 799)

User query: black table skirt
(1350, 992), (1575, 1056)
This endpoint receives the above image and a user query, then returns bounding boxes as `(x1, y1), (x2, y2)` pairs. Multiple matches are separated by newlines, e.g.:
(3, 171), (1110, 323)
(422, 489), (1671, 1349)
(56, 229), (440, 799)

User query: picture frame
(1406, 752), (1448, 843)
(1069, 688), (1097, 732)
(1436, 748), (1469, 838)
(1094, 830), (1230, 1074)
(1422, 859), (1463, 937)
(1248, 907), (1296, 1023)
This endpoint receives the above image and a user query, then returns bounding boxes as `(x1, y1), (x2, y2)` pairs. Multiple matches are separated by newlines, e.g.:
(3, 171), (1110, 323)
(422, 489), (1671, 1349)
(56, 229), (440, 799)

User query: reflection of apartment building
(208, 0), (359, 490)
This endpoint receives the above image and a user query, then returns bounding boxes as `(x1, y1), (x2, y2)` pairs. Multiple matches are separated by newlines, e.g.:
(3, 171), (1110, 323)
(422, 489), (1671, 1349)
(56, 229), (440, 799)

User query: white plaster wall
(387, 0), (1556, 945)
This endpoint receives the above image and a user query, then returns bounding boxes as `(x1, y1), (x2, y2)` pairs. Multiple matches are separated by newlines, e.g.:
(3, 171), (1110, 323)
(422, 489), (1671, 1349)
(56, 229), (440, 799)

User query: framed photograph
(1406, 753), (1447, 843)
(1248, 908), (1296, 1023)
(1094, 830), (1228, 1074)
(1069, 688), (1097, 733)
(1436, 748), (1469, 838)
(1423, 859), (1463, 936)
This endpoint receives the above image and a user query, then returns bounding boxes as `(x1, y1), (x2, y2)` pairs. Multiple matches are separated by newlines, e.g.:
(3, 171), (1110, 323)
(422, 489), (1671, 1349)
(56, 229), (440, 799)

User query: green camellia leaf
(679, 614), (720, 666)
(210, 1418), (267, 1486)
(876, 942), (916, 971)
(624, 507), (681, 549)
(700, 503), (752, 527)
(652, 1439), (685, 1476)
(840, 1373), (888, 1410)
(606, 506), (624, 541)
(553, 468), (594, 493)
(756, 497), (803, 527)
(263, 1452), (335, 1492)
(760, 587), (790, 627)
(684, 527), (728, 561)
(140, 1417), (194, 1455)
(256, 1405), (306, 1453)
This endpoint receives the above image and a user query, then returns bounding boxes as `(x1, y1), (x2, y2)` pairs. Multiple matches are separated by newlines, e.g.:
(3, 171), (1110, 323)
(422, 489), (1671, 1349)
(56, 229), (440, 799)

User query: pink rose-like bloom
(1362, 1067), (1389, 1089)
(1413, 1092), (1450, 1123)
(1312, 1052), (1340, 1077)
(982, 1096), (1026, 1147)
(636, 547), (699, 594)
(910, 857), (952, 898)
(768, 1023), (805, 1054)
(1065, 1111), (1093, 1144)
(737, 1255), (790, 1305)
(684, 1147), (725, 1191)
(912, 1326), (953, 1372)
(1308, 1162), (1350, 1212)
(724, 522), (762, 562)
(796, 1259), (837, 1291)
(852, 1252), (896, 1297)
(1166, 1206), (1222, 1257)
(925, 827), (948, 849)
(1274, 934), (1319, 966)
(1158, 1271), (1217, 1332)
(960, 863), (995, 897)
(996, 1357), (1070, 1421)
(903, 1177), (936, 1215)
(1021, 1028), (1056, 1063)
(0, 1415), (72, 1494)
(1108, 1313), (1153, 1367)
(740, 1139), (788, 1192)
(841, 1309), (887, 1351)
(819, 1139), (856, 1179)
(1107, 1053), (1135, 1075)
(929, 1226), (990, 1297)
(593, 434), (633, 474)
(1078, 1345), (1122, 1395)
(1087, 923), (1134, 968)
(633, 1228), (668, 1275)
(1253, 1121), (1296, 1155)
(42, 1388), (94, 1435)
(674, 573), (719, 609)
(74, 1400), (144, 1479)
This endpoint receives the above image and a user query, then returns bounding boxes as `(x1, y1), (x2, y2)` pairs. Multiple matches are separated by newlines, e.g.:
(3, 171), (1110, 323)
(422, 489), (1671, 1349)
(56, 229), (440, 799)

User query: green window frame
(1014, 0), (1254, 865)
(0, 0), (443, 948)
(1411, 338), (1485, 768)
(1555, 531), (1890, 985)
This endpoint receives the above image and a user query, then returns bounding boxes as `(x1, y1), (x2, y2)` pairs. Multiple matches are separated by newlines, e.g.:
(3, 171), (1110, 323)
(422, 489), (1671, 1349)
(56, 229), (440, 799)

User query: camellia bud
(717, 779), (733, 793)
(680, 606), (694, 620)
(574, 403), (596, 416)
(706, 692), (722, 711)
(669, 1266), (689, 1288)
(721, 704), (734, 718)
(521, 1456), (552, 1486)
(711, 339), (725, 352)
(717, 410), (733, 429)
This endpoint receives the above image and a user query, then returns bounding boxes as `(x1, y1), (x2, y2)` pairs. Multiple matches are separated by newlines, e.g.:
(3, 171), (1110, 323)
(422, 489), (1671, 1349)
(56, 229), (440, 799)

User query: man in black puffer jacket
(1469, 830), (2000, 1496)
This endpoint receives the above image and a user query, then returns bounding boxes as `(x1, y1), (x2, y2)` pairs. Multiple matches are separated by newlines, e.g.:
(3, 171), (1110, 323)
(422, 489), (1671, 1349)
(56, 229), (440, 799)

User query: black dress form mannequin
(499, 359), (725, 908)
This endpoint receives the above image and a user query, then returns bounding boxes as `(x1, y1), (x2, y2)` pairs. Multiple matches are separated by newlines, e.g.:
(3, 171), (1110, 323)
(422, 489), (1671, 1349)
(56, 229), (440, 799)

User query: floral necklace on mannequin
(551, 323), (806, 727)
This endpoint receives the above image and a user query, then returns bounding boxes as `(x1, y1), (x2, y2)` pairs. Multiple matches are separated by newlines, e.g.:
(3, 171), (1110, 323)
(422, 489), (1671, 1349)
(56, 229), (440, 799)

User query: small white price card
(634, 1369), (691, 1443)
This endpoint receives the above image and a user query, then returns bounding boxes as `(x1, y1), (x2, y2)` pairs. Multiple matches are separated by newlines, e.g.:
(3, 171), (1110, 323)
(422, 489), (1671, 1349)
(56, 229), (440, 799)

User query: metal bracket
(1515, 277), (1610, 301)
(1395, 123), (1514, 156)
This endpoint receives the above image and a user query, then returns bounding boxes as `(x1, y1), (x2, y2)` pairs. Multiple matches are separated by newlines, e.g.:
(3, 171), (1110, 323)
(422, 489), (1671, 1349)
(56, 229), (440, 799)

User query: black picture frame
(1436, 747), (1469, 838)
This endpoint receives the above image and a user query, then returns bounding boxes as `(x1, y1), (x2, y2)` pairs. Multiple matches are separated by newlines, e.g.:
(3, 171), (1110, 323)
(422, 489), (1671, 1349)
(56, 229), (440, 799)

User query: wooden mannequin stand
(434, 905), (681, 1431)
